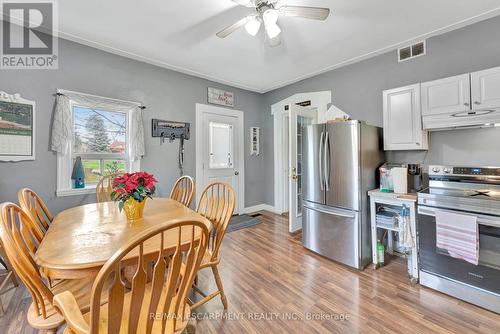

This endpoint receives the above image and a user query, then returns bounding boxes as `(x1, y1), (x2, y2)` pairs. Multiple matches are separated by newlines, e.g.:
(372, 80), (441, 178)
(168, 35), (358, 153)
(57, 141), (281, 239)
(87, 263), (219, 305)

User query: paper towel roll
(392, 167), (408, 194)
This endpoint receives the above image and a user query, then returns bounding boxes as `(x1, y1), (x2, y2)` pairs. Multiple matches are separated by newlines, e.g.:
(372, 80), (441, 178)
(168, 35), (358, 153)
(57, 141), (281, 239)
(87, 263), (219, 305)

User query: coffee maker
(407, 164), (423, 192)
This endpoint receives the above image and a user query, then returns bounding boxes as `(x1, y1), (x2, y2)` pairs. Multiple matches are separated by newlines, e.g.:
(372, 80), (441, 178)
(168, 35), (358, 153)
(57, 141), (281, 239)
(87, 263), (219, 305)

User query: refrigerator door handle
(319, 131), (325, 190)
(303, 202), (356, 219)
(324, 131), (330, 191)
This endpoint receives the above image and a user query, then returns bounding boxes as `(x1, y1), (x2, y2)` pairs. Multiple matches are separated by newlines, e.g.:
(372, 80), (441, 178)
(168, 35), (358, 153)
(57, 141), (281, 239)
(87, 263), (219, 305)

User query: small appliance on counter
(380, 163), (424, 194)
(392, 167), (408, 194)
(379, 163), (407, 193)
(408, 164), (423, 192)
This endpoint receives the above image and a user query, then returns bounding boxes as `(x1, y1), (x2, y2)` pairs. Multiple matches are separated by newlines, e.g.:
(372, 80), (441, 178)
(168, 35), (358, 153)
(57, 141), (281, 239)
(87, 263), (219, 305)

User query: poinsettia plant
(111, 172), (158, 211)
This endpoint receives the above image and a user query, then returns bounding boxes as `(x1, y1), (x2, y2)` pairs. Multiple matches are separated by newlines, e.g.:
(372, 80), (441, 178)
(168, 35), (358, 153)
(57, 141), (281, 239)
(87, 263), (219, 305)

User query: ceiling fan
(217, 0), (330, 44)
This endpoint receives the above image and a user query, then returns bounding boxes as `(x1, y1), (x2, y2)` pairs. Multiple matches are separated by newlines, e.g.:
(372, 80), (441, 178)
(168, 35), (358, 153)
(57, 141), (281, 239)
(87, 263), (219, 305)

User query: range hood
(423, 108), (500, 131)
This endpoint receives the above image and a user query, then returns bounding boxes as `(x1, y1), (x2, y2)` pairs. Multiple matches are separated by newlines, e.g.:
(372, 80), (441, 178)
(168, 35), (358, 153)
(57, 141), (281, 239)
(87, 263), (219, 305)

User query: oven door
(418, 205), (500, 294)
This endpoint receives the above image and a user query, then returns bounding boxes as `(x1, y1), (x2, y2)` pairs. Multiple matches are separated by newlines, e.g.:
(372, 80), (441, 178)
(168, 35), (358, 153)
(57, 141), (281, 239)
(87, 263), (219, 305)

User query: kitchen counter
(367, 189), (417, 202)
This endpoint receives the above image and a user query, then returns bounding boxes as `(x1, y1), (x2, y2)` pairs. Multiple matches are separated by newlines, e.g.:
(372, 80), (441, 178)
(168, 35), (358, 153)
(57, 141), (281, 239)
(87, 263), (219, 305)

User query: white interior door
(196, 104), (244, 214)
(289, 105), (317, 232)
(283, 115), (290, 214)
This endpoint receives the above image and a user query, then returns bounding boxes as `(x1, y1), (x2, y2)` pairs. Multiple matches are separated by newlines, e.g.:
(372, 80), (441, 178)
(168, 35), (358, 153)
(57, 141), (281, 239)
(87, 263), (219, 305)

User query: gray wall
(263, 15), (500, 204)
(0, 38), (267, 213)
(2, 15), (500, 212)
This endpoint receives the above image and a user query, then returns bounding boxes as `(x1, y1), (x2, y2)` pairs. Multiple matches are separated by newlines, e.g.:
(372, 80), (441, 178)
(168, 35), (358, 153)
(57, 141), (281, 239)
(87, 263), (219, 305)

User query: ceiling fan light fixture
(263, 8), (279, 25)
(265, 21), (281, 39)
(245, 16), (262, 36)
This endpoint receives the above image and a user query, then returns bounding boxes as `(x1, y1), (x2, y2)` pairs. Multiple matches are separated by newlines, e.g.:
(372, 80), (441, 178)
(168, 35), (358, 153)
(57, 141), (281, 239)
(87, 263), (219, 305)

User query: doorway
(273, 104), (318, 232)
(195, 103), (244, 214)
(287, 105), (317, 232)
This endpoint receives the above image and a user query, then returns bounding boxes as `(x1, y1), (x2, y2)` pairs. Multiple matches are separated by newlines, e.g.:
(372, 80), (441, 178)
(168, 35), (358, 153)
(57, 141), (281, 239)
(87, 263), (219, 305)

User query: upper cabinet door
(383, 84), (428, 151)
(421, 73), (471, 116)
(471, 66), (500, 110)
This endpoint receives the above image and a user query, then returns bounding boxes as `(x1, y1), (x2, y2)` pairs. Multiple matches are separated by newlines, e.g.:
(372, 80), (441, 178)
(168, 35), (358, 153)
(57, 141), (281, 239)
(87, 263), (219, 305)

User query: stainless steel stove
(417, 165), (500, 313)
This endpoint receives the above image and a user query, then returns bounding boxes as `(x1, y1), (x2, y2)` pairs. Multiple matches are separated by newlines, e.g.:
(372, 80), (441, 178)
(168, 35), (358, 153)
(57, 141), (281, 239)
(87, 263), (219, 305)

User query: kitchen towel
(436, 210), (479, 265)
(400, 206), (414, 249)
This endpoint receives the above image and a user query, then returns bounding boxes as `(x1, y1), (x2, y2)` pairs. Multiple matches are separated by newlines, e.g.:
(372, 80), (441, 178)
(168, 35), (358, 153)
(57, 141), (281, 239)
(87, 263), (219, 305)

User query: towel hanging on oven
(436, 211), (479, 265)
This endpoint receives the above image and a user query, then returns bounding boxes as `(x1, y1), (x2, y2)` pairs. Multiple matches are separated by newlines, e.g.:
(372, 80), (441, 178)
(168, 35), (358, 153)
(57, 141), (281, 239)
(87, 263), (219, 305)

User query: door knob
(234, 171), (239, 175)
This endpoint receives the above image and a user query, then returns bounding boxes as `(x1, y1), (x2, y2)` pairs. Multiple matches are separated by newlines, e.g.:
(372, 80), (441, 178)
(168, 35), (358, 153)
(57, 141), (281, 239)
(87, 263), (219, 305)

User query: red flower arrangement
(111, 172), (157, 211)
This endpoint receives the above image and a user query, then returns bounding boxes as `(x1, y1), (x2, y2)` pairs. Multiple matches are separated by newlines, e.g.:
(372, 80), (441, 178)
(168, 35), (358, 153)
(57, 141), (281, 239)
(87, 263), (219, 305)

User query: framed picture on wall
(0, 92), (35, 161)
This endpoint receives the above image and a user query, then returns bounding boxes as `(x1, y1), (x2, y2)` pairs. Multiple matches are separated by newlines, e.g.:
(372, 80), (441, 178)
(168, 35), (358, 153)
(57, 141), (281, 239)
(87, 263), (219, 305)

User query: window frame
(56, 100), (140, 197)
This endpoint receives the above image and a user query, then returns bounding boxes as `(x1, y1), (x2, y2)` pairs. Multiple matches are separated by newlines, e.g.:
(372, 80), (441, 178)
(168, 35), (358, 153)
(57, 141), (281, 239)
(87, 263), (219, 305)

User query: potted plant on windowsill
(110, 172), (157, 221)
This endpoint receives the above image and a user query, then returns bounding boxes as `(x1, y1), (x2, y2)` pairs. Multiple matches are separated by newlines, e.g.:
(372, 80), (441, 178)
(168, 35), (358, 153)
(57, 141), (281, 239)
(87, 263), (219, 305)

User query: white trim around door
(272, 91), (332, 215)
(195, 103), (245, 214)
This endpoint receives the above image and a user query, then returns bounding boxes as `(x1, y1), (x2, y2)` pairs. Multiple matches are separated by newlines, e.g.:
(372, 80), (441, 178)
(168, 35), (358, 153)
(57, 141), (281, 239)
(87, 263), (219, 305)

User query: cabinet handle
(463, 102), (470, 106)
(416, 142), (420, 146)
(474, 101), (481, 105)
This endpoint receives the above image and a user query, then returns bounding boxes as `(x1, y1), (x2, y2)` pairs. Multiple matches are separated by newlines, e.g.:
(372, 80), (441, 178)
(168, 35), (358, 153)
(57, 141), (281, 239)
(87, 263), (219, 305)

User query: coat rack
(152, 119), (190, 176)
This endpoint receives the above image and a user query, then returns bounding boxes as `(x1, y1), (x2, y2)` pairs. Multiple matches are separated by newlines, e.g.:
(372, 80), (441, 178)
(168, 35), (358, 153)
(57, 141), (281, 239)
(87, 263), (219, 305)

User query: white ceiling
(58, 0), (500, 93)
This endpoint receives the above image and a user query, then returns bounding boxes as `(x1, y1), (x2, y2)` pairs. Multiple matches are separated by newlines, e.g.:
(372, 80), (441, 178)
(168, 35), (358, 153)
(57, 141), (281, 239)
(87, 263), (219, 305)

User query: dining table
(35, 198), (212, 280)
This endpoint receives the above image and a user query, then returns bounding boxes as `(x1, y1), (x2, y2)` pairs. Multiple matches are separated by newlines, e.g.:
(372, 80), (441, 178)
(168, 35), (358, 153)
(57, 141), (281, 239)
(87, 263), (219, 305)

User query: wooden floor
(1, 211), (500, 333)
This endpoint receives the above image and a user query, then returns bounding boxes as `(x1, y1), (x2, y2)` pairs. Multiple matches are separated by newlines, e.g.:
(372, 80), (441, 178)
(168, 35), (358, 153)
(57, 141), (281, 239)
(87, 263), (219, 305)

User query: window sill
(56, 187), (96, 197)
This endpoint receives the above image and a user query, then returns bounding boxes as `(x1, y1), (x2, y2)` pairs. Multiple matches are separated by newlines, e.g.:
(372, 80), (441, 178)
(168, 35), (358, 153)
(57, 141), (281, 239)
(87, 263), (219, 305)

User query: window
(73, 106), (127, 185)
(208, 122), (233, 169)
(56, 98), (141, 197)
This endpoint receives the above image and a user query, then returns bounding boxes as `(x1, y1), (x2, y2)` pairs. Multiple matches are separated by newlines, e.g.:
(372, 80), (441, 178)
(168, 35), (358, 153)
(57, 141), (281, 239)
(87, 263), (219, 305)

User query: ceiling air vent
(398, 41), (426, 62)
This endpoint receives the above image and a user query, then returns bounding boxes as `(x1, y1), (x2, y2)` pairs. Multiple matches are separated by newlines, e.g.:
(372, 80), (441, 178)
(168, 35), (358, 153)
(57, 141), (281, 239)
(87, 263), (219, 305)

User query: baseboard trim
(241, 204), (276, 215)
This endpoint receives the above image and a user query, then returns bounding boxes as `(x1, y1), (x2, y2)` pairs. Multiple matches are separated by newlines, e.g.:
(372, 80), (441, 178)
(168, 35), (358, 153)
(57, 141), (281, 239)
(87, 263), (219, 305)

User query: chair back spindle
(169, 176), (195, 207)
(18, 188), (52, 239)
(83, 218), (209, 334)
(196, 182), (235, 262)
(96, 173), (123, 203)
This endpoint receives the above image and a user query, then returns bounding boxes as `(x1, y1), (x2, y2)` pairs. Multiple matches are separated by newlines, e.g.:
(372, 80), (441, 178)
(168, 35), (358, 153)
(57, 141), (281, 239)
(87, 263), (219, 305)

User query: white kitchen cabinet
(421, 73), (470, 116)
(471, 66), (500, 110)
(383, 84), (428, 150)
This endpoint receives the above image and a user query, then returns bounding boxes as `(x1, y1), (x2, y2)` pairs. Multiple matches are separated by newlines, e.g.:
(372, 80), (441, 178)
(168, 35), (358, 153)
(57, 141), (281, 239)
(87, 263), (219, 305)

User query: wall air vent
(398, 41), (426, 62)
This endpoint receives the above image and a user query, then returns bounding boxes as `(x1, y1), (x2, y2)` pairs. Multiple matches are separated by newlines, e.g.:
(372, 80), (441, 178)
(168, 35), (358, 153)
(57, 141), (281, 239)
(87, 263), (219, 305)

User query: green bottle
(377, 240), (385, 267)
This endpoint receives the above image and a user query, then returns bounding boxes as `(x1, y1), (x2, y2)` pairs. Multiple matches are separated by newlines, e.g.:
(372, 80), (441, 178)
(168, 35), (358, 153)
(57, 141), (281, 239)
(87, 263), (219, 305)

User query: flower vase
(123, 197), (147, 221)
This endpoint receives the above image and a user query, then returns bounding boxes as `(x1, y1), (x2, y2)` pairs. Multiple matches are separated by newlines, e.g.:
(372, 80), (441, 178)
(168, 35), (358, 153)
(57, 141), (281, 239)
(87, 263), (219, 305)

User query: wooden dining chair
(18, 188), (54, 237)
(0, 242), (18, 315)
(54, 218), (209, 334)
(191, 182), (235, 310)
(0, 202), (108, 333)
(96, 173), (123, 203)
(169, 175), (195, 207)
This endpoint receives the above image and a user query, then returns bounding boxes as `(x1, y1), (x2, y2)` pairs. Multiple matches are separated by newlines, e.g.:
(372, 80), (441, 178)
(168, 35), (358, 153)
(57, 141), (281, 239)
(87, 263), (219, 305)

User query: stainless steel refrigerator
(302, 121), (384, 269)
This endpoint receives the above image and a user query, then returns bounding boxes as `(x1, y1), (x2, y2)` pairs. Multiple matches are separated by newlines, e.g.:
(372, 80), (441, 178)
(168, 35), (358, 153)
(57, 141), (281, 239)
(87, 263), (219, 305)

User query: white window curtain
(51, 90), (145, 160)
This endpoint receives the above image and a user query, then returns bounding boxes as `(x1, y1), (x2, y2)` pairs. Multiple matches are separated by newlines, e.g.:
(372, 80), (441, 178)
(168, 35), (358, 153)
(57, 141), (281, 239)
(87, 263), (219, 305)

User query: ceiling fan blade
(231, 0), (256, 8)
(279, 6), (330, 20)
(216, 16), (252, 38)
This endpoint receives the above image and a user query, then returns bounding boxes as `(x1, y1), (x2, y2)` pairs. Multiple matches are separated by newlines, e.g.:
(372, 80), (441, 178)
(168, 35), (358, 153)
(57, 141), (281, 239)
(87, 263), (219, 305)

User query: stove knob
(432, 167), (441, 173)
(443, 168), (452, 174)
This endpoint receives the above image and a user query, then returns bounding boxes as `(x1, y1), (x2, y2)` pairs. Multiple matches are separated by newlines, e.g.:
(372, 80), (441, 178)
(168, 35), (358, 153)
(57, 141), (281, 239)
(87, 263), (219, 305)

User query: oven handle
(418, 206), (500, 228)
